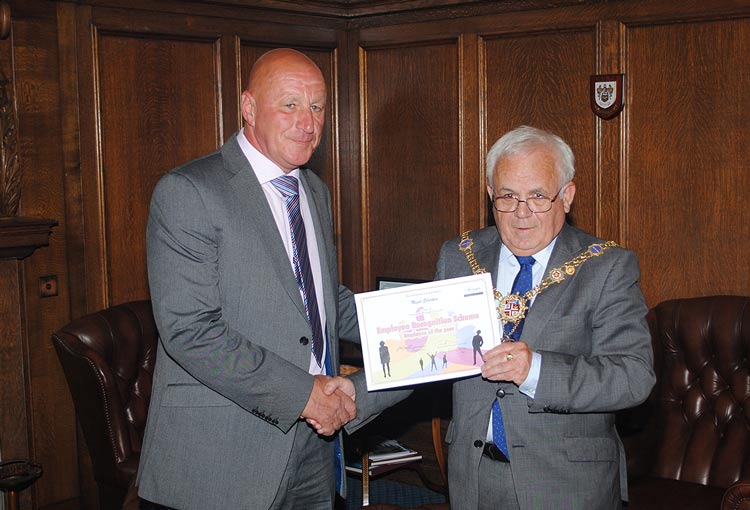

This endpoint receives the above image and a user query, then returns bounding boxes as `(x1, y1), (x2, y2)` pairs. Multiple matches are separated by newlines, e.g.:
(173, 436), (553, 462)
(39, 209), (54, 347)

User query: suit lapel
(520, 224), (585, 347)
(473, 230), (502, 290)
(221, 137), (308, 319)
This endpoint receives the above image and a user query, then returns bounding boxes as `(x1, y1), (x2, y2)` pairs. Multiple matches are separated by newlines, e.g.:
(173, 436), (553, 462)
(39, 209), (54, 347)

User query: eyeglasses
(491, 188), (563, 213)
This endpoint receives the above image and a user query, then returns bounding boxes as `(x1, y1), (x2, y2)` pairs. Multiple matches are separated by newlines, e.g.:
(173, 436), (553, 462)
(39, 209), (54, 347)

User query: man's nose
(514, 200), (534, 217)
(296, 107), (315, 133)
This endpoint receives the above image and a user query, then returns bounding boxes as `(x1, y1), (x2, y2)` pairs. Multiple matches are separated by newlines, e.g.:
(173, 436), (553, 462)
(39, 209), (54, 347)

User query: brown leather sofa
(623, 295), (750, 510)
(52, 300), (156, 510)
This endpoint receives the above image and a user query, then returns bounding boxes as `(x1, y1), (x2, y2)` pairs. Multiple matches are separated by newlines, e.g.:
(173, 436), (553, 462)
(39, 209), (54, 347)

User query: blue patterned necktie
(271, 175), (324, 367)
(492, 255), (536, 459)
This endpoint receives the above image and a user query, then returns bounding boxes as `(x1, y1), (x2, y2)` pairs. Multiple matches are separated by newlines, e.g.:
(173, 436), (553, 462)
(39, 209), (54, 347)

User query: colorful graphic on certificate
(354, 273), (500, 391)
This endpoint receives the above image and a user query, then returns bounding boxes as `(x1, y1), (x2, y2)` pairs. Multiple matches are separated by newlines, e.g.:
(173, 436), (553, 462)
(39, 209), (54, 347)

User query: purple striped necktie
(271, 175), (324, 367)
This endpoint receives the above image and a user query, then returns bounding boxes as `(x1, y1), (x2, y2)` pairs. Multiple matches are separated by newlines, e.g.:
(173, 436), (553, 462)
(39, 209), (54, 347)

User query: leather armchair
(622, 295), (750, 510)
(52, 300), (157, 510)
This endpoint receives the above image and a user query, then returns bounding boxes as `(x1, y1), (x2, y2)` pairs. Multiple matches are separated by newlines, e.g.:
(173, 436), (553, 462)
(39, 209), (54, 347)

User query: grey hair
(485, 126), (575, 190)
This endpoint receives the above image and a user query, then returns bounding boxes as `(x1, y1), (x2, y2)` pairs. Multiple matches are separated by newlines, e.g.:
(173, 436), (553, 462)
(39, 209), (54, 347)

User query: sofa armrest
(722, 483), (750, 510)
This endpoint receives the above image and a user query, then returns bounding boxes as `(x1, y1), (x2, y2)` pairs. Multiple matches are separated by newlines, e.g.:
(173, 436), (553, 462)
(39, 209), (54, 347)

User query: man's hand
(301, 375), (357, 436)
(323, 375), (356, 401)
(481, 341), (532, 385)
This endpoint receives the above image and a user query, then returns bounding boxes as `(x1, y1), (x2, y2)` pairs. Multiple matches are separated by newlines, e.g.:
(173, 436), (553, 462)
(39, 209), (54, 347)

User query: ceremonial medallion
(499, 293), (528, 323)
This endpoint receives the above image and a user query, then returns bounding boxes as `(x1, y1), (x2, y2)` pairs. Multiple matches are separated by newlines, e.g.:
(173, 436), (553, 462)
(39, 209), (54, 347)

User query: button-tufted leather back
(52, 300), (157, 510)
(646, 295), (750, 488)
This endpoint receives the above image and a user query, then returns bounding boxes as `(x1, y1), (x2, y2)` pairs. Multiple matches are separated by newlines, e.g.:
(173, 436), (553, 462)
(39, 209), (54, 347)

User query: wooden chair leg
(362, 452), (371, 508)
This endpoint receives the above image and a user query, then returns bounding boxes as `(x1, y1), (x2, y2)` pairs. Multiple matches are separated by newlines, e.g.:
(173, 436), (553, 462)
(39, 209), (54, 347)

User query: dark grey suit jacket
(435, 223), (655, 510)
(136, 134), (391, 509)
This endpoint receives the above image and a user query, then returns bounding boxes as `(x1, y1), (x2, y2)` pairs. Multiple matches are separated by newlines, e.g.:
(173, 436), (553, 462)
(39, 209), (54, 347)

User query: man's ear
(241, 90), (256, 127)
(562, 181), (576, 213)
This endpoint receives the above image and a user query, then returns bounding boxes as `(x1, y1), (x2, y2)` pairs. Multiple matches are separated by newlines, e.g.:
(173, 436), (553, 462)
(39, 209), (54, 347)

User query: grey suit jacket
(435, 224), (655, 510)
(136, 134), (386, 509)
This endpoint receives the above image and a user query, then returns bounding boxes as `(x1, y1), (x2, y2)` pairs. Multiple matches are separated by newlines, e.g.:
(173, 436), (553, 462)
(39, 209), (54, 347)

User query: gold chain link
(458, 231), (616, 334)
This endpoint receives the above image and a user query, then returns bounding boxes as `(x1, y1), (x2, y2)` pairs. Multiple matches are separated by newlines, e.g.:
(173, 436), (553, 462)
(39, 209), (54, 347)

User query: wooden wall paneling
(0, 260), (31, 507)
(359, 40), (461, 287)
(74, 5), (102, 316)
(0, 4), (29, 490)
(96, 31), (222, 306)
(10, 6), (79, 508)
(459, 33), (482, 232)
(339, 30), (364, 290)
(333, 29), (353, 286)
(625, 16), (750, 306)
(77, 10), (224, 311)
(76, 5), (344, 312)
(220, 33), (241, 143)
(594, 19), (625, 243)
(481, 27), (597, 234)
(57, 2), (87, 324)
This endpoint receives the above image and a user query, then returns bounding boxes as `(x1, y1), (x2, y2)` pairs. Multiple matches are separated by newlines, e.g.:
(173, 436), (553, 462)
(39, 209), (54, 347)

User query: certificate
(354, 273), (500, 391)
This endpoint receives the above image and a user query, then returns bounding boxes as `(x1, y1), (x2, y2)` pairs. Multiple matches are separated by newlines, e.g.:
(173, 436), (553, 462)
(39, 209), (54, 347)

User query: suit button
(473, 440), (483, 448)
(300, 336), (309, 345)
(496, 389), (506, 398)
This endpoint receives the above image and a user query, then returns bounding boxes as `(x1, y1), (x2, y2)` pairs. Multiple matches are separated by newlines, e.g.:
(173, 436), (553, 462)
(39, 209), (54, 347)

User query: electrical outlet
(39, 275), (58, 298)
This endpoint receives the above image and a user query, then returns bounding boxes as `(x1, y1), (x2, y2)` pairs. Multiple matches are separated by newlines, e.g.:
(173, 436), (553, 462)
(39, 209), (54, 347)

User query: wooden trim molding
(0, 1), (58, 259)
(0, 216), (58, 259)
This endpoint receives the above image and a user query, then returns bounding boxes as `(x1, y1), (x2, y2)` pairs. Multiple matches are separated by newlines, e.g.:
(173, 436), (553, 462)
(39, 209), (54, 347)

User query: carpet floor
(344, 478), (447, 509)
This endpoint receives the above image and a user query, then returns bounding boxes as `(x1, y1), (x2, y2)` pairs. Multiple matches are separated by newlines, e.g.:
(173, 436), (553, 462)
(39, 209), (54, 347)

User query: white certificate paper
(354, 273), (499, 391)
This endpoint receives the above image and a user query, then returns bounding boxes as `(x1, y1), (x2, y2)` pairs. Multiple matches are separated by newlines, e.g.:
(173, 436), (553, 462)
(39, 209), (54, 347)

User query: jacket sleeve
(528, 249), (656, 413)
(147, 171), (314, 432)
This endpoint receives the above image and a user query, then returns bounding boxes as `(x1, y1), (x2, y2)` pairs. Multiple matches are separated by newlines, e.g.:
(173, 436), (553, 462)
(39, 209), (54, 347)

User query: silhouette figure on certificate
(426, 352), (438, 371)
(379, 340), (391, 377)
(472, 330), (485, 365)
(443, 353), (448, 368)
(419, 357), (424, 371)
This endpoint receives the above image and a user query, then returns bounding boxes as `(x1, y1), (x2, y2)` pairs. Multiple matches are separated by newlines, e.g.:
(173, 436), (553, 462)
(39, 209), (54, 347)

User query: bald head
(240, 49), (327, 172)
(247, 48), (324, 94)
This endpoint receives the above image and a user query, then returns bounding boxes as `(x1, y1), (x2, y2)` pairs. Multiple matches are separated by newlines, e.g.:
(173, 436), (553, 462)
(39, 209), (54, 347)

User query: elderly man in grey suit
(435, 126), (655, 509)
(137, 48), (394, 510)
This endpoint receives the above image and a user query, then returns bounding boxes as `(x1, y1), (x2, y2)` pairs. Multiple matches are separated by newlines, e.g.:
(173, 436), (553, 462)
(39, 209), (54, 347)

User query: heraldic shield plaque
(590, 74), (624, 120)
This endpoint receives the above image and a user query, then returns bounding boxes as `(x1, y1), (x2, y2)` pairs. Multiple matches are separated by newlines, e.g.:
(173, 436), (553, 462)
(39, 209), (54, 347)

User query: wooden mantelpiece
(0, 216), (57, 259)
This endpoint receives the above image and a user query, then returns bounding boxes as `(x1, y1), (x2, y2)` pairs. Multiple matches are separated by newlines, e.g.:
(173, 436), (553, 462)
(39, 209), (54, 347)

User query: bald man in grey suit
(435, 126), (655, 509)
(136, 48), (399, 510)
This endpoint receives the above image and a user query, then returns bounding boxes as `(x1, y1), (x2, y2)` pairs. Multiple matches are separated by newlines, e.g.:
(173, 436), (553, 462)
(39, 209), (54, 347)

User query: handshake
(301, 374), (357, 436)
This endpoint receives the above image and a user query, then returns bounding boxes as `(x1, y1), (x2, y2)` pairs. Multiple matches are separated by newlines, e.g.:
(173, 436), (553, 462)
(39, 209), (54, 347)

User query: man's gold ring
(506, 353), (514, 361)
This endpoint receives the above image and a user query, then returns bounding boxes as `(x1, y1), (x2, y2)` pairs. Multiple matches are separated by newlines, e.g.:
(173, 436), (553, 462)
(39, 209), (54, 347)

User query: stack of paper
(345, 437), (422, 474)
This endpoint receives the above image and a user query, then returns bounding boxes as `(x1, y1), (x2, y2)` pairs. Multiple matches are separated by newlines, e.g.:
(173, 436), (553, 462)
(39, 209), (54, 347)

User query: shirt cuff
(519, 351), (541, 398)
